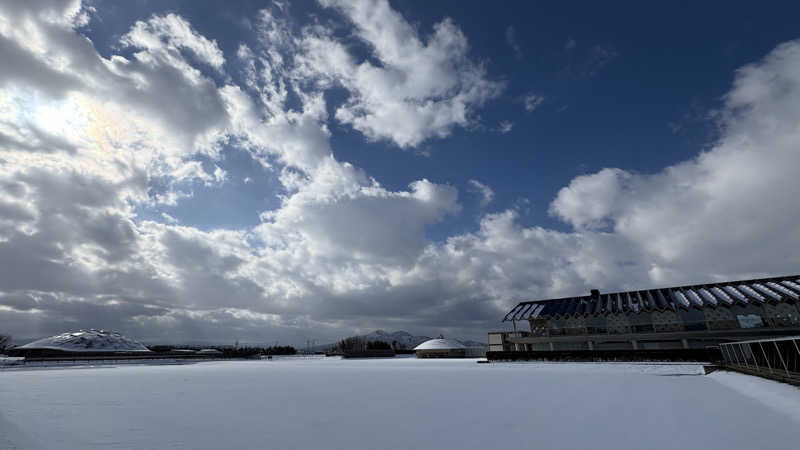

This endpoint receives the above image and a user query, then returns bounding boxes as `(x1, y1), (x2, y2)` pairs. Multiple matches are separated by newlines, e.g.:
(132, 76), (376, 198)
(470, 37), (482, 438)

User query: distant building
(490, 275), (800, 354)
(414, 338), (466, 358)
(197, 348), (223, 355)
(11, 329), (152, 357)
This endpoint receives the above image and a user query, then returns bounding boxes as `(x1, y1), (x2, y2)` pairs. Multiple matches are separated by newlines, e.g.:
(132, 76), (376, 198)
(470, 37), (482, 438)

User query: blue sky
(1, 0), (800, 345)
(111, 0), (800, 235)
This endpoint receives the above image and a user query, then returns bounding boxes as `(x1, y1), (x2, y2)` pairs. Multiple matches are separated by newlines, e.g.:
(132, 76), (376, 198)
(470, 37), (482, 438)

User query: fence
(0, 354), (235, 369)
(719, 336), (800, 385)
(487, 348), (719, 362)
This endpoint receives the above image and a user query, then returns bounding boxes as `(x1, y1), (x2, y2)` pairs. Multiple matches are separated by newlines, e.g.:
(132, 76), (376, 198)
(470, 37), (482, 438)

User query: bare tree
(0, 334), (10, 353)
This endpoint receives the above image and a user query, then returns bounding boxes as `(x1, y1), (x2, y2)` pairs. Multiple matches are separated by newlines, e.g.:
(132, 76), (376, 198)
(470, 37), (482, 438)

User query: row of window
(531, 314), (800, 336)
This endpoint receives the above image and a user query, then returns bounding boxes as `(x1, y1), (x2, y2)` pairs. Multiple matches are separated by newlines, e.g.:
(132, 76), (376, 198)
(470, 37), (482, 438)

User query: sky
(1, 0), (799, 345)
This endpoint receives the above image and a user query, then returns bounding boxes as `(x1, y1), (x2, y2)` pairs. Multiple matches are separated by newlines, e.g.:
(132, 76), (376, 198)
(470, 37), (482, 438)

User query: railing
(719, 336), (800, 385)
(1, 353), (236, 369)
(487, 348), (719, 362)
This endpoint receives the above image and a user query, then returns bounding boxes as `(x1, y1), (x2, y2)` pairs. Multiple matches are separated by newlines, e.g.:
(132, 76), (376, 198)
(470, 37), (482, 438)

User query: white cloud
(213, 165), (227, 183)
(550, 168), (631, 230)
(505, 26), (522, 60)
(523, 92), (544, 111)
(0, 0), (473, 342)
(121, 14), (225, 71)
(300, 0), (505, 148)
(257, 160), (461, 266)
(468, 179), (494, 206)
(1, 1), (800, 346)
(161, 212), (179, 224)
(498, 121), (513, 133)
(549, 40), (800, 282)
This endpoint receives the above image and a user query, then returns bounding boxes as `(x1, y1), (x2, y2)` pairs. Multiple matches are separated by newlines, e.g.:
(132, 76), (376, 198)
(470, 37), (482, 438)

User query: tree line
(337, 337), (393, 352)
(0, 334), (10, 354)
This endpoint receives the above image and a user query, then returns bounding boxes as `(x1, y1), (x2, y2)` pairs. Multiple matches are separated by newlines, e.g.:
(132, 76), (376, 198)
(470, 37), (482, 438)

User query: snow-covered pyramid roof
(413, 338), (466, 351)
(19, 329), (151, 352)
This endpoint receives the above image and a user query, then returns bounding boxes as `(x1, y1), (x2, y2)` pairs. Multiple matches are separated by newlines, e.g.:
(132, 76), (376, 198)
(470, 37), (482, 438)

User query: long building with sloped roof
(489, 274), (800, 354)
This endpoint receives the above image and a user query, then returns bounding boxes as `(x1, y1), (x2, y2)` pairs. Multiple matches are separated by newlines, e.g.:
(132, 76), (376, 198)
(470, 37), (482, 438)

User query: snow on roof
(503, 274), (800, 321)
(413, 339), (465, 351)
(18, 329), (151, 352)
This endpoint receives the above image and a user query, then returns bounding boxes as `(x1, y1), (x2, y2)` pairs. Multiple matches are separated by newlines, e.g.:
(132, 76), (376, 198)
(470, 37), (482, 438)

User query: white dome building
(16, 329), (151, 356)
(413, 338), (466, 358)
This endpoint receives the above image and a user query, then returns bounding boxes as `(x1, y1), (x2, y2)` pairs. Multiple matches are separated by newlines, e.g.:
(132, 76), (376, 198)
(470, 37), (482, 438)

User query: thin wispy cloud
(523, 93), (544, 111)
(469, 179), (495, 206)
(561, 37), (618, 79)
(506, 26), (523, 60)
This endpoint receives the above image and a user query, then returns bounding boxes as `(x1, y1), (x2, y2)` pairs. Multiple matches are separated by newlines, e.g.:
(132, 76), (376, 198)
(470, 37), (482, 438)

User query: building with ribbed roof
(489, 274), (800, 354)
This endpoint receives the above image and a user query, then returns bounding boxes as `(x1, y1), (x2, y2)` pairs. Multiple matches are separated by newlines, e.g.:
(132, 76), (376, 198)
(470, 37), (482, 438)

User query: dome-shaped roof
(19, 329), (151, 352)
(413, 338), (466, 350)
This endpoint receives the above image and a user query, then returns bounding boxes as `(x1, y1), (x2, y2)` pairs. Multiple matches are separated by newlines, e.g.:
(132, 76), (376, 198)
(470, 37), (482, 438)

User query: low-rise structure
(414, 338), (466, 358)
(490, 275), (800, 355)
(11, 329), (152, 357)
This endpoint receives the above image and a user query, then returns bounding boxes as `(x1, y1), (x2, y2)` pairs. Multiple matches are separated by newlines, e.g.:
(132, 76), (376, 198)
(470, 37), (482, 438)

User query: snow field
(1, 357), (799, 450)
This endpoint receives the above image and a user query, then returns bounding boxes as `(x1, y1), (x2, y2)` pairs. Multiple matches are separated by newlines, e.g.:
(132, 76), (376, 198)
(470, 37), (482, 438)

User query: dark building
(489, 275), (800, 353)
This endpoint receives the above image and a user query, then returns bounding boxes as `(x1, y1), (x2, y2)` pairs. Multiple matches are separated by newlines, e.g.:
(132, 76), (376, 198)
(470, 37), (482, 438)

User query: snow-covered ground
(1, 357), (799, 450)
(0, 356), (24, 366)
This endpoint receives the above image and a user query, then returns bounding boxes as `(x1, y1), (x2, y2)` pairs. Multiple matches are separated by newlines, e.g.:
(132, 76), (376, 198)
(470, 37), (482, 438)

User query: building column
(631, 340), (638, 350)
(588, 341), (594, 351)
(548, 342), (555, 351)
(681, 338), (689, 349)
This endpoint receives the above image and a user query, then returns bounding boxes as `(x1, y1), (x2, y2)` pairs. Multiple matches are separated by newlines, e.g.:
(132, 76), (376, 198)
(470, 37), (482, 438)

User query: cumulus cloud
(258, 162), (460, 265)
(121, 13), (226, 71)
(300, 0), (505, 148)
(0, 0), (470, 343)
(1, 0), (799, 346)
(550, 168), (632, 230)
(406, 39), (800, 315)
(550, 40), (800, 283)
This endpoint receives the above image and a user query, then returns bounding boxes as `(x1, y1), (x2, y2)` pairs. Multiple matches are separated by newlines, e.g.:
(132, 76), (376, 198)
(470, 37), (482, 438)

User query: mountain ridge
(315, 330), (486, 351)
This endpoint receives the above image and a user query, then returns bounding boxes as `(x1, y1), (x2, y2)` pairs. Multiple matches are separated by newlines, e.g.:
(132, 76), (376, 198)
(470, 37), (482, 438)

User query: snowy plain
(2, 357), (799, 450)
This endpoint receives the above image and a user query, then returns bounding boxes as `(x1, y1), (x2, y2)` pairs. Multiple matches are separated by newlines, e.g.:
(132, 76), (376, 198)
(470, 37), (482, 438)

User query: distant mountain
(361, 330), (430, 349)
(315, 330), (486, 351)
